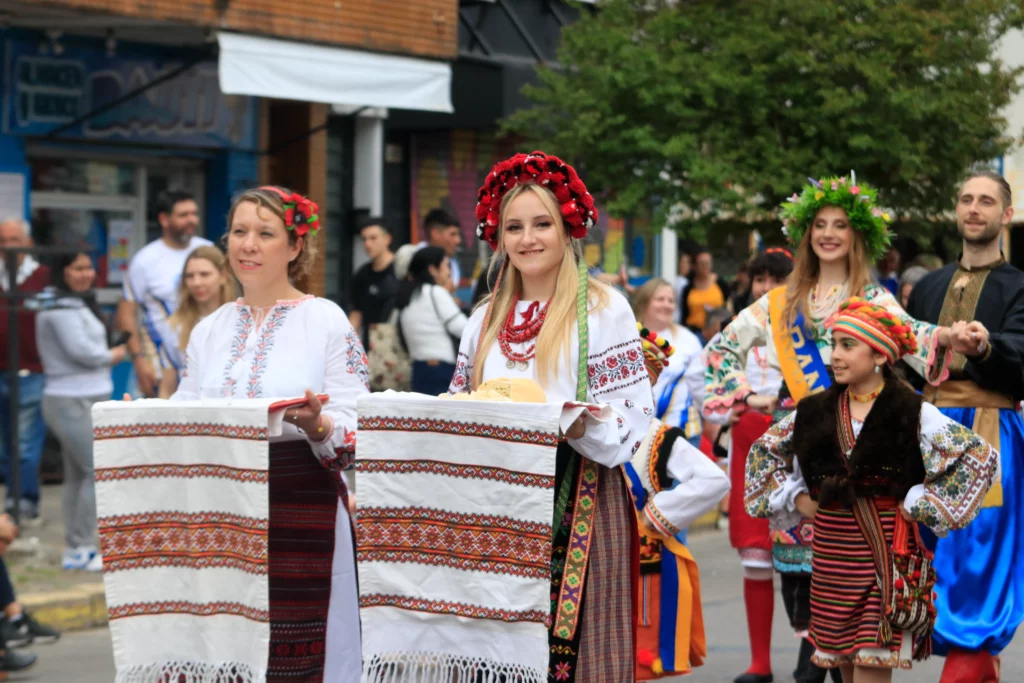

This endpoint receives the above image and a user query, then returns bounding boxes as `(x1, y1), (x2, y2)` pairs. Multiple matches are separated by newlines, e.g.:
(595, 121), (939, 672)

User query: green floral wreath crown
(779, 173), (893, 262)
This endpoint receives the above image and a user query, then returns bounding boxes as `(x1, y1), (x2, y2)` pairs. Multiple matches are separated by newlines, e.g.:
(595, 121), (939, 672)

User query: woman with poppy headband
(746, 297), (996, 680)
(448, 151), (655, 681)
(702, 175), (984, 683)
(171, 186), (369, 681)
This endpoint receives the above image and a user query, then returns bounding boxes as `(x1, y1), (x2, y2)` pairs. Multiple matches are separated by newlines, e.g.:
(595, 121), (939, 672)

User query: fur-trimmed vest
(793, 380), (925, 507)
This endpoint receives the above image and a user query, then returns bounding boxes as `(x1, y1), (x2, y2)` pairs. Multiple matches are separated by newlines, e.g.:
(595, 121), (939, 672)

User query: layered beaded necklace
(498, 294), (549, 371)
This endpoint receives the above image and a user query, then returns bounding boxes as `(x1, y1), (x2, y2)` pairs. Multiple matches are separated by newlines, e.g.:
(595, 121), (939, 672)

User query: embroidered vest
(793, 380), (925, 507)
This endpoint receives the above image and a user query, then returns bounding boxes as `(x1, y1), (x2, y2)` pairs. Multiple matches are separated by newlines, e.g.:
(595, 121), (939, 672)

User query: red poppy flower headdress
(259, 186), (321, 237)
(474, 151), (598, 249)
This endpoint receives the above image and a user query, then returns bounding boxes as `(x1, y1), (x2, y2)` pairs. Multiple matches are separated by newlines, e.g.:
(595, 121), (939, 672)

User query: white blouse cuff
(769, 474), (807, 515)
(903, 484), (926, 516)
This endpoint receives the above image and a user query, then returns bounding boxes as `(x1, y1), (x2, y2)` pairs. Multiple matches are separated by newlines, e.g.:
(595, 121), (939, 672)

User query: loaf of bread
(478, 378), (547, 403)
(439, 378), (547, 403)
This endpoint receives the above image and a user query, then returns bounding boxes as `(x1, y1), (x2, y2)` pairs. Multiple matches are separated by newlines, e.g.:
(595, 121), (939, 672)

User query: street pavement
(23, 528), (1024, 682)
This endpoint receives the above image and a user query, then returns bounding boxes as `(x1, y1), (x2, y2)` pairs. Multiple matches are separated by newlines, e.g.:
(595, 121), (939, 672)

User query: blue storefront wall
(0, 30), (259, 242)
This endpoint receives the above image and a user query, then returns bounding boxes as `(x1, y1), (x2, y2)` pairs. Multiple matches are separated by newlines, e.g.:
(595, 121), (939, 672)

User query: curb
(19, 583), (107, 633)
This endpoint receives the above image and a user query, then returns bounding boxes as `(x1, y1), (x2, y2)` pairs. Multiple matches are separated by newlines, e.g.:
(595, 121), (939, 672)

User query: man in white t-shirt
(116, 190), (212, 397)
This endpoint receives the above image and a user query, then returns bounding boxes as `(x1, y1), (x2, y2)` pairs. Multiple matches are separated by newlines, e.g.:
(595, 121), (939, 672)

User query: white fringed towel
(356, 393), (576, 683)
(93, 398), (282, 683)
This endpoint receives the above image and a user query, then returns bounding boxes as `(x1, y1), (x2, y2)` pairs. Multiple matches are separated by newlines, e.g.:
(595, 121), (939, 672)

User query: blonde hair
(473, 183), (609, 388)
(783, 207), (872, 325)
(169, 245), (237, 350)
(631, 277), (674, 324)
(225, 187), (319, 282)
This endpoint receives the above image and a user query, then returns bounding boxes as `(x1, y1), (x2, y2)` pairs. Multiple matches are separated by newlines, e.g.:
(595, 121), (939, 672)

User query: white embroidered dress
(448, 288), (654, 465)
(172, 295), (369, 682)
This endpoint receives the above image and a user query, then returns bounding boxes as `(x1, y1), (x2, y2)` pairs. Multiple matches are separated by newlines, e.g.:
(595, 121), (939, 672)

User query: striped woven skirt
(809, 500), (914, 670)
(267, 440), (351, 682)
(548, 445), (638, 682)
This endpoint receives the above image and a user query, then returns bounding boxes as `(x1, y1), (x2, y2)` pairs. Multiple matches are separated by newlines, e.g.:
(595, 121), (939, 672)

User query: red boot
(940, 649), (999, 683)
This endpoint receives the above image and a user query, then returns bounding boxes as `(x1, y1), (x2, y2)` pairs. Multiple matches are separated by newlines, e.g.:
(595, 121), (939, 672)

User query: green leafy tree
(502, 0), (1024, 241)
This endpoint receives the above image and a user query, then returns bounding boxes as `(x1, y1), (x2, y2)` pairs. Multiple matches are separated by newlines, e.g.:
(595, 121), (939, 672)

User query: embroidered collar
(957, 254), (1005, 273)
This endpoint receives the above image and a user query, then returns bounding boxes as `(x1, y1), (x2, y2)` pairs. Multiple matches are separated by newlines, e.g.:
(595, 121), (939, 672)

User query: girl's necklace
(849, 384), (883, 403)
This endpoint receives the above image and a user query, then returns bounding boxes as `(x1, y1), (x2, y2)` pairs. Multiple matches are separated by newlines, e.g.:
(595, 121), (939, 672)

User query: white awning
(217, 32), (453, 113)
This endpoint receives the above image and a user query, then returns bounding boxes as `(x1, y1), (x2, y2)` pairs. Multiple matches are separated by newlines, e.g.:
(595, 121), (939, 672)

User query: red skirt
(728, 411), (773, 552)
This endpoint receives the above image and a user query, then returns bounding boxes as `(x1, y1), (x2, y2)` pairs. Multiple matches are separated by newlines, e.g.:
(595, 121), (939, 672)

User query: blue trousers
(0, 373), (45, 504)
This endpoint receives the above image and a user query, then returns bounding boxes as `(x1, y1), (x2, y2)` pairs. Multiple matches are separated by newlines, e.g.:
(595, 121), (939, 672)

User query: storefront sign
(3, 39), (256, 149)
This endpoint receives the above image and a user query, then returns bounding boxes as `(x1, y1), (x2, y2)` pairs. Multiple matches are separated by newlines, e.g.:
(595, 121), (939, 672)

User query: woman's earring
(874, 365), (881, 374)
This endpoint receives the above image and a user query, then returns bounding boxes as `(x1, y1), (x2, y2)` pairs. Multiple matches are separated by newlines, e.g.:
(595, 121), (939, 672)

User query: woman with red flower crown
(448, 152), (655, 681)
(171, 186), (369, 682)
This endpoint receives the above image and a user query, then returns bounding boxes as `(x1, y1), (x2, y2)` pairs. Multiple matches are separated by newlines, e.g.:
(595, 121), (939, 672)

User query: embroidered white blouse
(448, 286), (655, 467)
(171, 296), (370, 472)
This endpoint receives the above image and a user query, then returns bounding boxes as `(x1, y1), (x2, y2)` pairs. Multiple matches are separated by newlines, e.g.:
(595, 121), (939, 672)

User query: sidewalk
(4, 485), (106, 633)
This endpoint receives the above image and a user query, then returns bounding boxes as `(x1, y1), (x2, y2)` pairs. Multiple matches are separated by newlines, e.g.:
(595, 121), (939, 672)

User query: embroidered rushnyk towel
(93, 398), (281, 683)
(356, 393), (569, 683)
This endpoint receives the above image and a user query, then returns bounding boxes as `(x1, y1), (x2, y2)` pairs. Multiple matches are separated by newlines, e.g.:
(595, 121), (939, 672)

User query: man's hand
(950, 320), (990, 357)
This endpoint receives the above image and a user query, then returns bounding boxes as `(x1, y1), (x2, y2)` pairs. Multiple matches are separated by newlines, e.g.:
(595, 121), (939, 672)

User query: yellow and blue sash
(623, 462), (705, 673)
(768, 287), (831, 403)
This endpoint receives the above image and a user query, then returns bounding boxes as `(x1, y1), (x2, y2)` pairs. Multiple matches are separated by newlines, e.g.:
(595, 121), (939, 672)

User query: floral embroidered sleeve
(903, 403), (998, 534)
(745, 411), (797, 519)
(310, 306), (370, 471)
(704, 294), (770, 416)
(447, 308), (485, 395)
(866, 285), (951, 385)
(576, 295), (656, 467)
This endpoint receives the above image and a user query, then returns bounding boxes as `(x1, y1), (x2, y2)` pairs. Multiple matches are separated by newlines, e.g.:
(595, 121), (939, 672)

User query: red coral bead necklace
(498, 293), (549, 371)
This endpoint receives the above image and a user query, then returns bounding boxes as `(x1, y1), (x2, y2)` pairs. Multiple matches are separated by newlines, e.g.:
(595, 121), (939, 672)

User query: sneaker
(61, 547), (95, 571)
(2, 612), (59, 648)
(0, 647), (35, 672)
(17, 500), (40, 528)
(84, 552), (103, 572)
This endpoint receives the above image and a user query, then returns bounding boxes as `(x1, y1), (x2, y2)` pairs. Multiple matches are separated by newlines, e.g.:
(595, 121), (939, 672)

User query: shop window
(31, 158), (136, 196)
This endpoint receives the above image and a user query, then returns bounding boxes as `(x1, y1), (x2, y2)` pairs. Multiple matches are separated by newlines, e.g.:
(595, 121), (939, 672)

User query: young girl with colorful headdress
(746, 297), (997, 681)
(703, 175), (976, 683)
(627, 325), (730, 680)
(449, 151), (655, 681)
